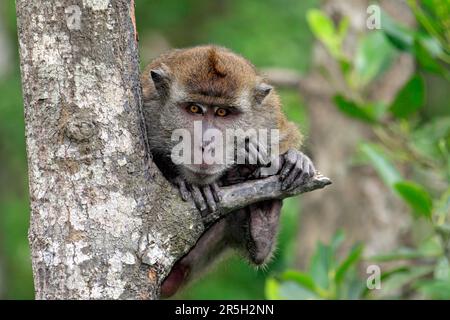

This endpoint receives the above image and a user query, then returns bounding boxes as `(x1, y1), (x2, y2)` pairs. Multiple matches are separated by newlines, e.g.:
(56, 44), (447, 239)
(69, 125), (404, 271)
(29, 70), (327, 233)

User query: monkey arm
(202, 173), (331, 226)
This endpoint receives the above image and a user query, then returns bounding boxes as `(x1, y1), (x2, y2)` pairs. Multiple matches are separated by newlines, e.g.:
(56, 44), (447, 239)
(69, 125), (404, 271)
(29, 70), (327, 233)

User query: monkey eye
(187, 104), (203, 115)
(216, 108), (229, 117)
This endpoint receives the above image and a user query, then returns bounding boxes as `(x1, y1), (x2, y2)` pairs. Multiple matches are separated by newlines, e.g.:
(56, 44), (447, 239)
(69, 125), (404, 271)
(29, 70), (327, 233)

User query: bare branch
(205, 174), (331, 225)
(261, 67), (303, 88)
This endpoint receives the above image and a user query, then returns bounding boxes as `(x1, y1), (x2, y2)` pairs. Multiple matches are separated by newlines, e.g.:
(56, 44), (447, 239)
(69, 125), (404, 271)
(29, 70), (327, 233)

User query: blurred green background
(0, 0), (449, 299)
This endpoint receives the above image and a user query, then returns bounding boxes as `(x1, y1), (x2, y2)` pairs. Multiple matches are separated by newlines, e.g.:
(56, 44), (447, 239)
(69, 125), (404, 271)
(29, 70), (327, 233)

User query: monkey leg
(244, 200), (283, 265)
(161, 216), (229, 298)
(161, 201), (282, 298)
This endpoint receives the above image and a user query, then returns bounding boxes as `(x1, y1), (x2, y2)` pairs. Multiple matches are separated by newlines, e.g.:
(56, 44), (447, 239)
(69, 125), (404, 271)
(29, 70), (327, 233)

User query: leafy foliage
(301, 0), (450, 299)
(266, 232), (366, 300)
(389, 74), (425, 118)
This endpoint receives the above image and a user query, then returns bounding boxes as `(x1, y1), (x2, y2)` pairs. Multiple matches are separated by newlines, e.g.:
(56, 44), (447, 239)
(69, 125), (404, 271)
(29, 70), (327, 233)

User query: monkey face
(171, 101), (245, 185)
(142, 46), (281, 185)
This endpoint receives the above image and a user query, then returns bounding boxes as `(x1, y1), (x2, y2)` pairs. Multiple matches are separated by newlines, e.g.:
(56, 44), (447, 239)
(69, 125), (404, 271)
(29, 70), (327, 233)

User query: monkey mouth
(185, 163), (225, 176)
(181, 165), (226, 185)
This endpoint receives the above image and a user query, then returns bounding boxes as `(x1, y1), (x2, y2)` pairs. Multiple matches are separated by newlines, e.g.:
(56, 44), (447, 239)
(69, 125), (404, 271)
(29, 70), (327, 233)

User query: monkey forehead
(170, 46), (258, 98)
(182, 93), (240, 107)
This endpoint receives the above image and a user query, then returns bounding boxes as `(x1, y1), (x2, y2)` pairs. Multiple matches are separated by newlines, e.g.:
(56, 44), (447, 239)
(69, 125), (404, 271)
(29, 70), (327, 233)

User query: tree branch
(204, 174), (331, 225)
(139, 172), (331, 266)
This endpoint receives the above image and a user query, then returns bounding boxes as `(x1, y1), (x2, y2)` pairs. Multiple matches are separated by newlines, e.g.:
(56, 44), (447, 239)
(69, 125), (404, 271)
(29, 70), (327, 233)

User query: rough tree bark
(17, 0), (329, 299)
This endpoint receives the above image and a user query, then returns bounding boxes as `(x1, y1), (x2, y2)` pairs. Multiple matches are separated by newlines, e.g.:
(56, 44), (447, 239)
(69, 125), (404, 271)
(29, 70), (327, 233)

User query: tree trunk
(17, 0), (330, 299)
(16, 0), (201, 300)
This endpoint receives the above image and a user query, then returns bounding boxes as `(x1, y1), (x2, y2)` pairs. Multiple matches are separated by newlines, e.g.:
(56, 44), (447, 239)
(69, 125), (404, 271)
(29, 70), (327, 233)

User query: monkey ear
(150, 64), (172, 100)
(254, 83), (272, 104)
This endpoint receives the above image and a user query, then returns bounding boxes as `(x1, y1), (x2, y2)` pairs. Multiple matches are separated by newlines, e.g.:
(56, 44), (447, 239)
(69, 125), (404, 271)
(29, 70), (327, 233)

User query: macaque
(141, 45), (315, 297)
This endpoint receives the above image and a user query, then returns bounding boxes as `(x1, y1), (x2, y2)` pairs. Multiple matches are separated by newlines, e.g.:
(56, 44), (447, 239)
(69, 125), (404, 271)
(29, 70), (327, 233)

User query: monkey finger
(175, 178), (190, 201)
(261, 155), (281, 177)
(290, 174), (305, 190)
(249, 167), (262, 179)
(281, 161), (302, 190)
(291, 157), (315, 189)
(202, 186), (217, 213)
(300, 156), (312, 181)
(309, 164), (317, 177)
(279, 149), (297, 180)
(299, 153), (315, 180)
(247, 143), (259, 165)
(250, 140), (269, 165)
(211, 182), (222, 202)
(190, 185), (207, 213)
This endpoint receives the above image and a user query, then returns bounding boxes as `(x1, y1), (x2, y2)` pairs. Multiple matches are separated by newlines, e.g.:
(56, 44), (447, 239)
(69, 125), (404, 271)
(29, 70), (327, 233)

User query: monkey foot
(175, 177), (222, 216)
(279, 149), (315, 190)
(161, 262), (189, 298)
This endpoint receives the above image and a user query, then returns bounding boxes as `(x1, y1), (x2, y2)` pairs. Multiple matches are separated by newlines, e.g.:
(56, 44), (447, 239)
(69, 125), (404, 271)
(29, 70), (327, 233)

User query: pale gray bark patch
(17, 0), (331, 300)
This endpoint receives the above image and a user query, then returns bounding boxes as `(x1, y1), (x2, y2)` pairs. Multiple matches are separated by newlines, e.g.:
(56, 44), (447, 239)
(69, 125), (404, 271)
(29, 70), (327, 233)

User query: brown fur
(141, 45), (302, 154)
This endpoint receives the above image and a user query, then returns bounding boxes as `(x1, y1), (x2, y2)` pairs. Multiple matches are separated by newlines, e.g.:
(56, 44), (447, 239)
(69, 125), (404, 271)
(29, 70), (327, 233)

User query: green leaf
(436, 224), (450, 237)
(370, 248), (428, 262)
(345, 278), (367, 300)
(335, 244), (364, 285)
(416, 279), (450, 299)
(412, 117), (450, 160)
(310, 242), (331, 290)
(280, 270), (317, 292)
(354, 31), (397, 87)
(360, 143), (402, 187)
(362, 266), (410, 297)
(337, 16), (349, 40)
(381, 266), (434, 294)
(393, 180), (433, 219)
(333, 95), (377, 123)
(436, 188), (450, 220)
(380, 11), (415, 51)
(306, 9), (342, 59)
(266, 275), (320, 300)
(277, 282), (319, 300)
(265, 278), (281, 300)
(389, 74), (425, 118)
(414, 38), (446, 75)
(434, 257), (450, 281)
(417, 33), (445, 58)
(331, 230), (345, 253)
(371, 236), (442, 262)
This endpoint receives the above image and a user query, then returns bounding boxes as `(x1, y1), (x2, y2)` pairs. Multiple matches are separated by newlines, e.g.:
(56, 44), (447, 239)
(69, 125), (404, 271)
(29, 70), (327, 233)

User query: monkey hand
(175, 176), (222, 216)
(279, 149), (316, 190)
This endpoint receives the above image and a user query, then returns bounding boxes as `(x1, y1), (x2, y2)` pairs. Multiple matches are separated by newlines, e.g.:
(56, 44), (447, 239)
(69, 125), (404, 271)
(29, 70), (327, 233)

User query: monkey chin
(180, 164), (226, 185)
